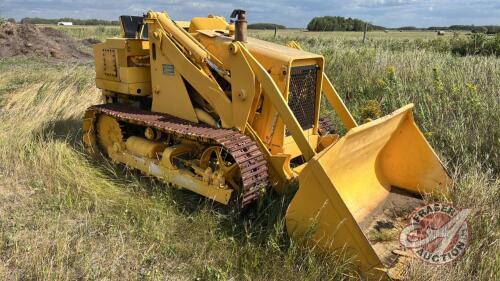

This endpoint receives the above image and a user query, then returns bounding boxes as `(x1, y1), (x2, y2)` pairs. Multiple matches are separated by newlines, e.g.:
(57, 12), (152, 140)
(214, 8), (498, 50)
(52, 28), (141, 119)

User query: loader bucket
(286, 104), (451, 279)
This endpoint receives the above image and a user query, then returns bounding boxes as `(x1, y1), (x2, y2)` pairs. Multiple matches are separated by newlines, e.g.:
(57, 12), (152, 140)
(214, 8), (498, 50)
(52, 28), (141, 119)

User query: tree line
(248, 23), (286, 30)
(428, 25), (500, 34)
(307, 16), (385, 31)
(19, 17), (119, 25)
(307, 16), (500, 34)
(391, 25), (499, 34)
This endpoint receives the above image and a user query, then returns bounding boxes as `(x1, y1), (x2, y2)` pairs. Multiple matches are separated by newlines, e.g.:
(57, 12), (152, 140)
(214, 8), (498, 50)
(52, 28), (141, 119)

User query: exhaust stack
(231, 9), (247, 42)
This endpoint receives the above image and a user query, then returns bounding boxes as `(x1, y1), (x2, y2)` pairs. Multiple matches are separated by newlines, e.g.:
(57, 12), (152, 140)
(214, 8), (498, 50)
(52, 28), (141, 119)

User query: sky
(0, 0), (499, 28)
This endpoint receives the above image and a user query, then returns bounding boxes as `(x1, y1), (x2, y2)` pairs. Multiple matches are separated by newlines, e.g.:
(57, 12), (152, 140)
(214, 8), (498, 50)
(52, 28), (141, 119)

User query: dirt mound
(81, 38), (101, 46)
(0, 22), (91, 59)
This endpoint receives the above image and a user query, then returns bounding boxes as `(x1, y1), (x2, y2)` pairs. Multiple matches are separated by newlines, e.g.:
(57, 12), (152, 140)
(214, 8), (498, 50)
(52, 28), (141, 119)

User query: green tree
(307, 16), (384, 32)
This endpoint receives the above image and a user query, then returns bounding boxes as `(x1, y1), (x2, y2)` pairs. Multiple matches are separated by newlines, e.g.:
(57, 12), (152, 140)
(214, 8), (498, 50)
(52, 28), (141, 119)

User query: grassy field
(253, 29), (466, 40)
(0, 27), (498, 280)
(44, 24), (120, 42)
(47, 25), (478, 44)
(48, 25), (466, 41)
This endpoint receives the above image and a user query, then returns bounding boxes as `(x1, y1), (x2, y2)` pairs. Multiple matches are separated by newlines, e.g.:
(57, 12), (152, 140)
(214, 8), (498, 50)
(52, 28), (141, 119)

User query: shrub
(451, 33), (500, 56)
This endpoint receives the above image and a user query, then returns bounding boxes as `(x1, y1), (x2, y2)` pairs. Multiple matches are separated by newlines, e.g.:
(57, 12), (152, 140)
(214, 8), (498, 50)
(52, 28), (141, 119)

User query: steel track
(84, 103), (269, 208)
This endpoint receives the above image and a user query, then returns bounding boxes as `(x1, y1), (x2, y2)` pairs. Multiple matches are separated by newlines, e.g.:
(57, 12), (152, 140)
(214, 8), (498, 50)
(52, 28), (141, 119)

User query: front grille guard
(287, 65), (318, 134)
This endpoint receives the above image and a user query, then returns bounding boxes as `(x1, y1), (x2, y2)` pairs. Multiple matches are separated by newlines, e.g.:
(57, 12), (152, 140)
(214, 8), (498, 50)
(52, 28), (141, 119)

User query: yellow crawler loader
(84, 10), (451, 279)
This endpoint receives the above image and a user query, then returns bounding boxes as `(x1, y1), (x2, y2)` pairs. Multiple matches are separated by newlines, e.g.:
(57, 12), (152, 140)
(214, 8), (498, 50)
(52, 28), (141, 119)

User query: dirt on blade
(0, 22), (91, 59)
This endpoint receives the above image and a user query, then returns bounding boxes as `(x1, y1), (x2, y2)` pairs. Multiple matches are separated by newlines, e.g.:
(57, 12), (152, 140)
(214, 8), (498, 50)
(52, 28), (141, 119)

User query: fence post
(363, 22), (368, 43)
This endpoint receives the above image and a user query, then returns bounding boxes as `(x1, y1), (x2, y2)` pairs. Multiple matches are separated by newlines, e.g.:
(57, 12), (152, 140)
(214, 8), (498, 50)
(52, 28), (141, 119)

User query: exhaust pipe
(231, 9), (247, 42)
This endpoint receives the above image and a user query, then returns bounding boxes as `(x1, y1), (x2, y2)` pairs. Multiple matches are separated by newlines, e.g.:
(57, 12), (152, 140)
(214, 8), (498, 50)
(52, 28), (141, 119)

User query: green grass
(41, 24), (120, 42)
(0, 57), (356, 280)
(251, 29), (465, 40)
(0, 26), (498, 280)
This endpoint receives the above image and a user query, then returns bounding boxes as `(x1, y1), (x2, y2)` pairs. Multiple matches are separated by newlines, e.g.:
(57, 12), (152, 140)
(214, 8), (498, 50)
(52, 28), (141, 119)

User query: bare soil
(0, 22), (91, 59)
(361, 189), (424, 266)
(80, 38), (101, 46)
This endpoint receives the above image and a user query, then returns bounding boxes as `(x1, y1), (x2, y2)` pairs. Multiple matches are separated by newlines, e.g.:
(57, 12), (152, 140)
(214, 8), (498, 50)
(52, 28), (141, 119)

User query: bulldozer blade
(286, 104), (451, 279)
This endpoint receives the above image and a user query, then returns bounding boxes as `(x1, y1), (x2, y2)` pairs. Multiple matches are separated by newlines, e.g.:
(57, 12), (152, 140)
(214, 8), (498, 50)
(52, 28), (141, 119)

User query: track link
(84, 103), (269, 208)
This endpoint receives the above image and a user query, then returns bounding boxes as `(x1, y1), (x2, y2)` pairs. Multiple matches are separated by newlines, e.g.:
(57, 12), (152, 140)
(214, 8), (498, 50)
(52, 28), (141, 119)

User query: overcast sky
(1, 0), (499, 28)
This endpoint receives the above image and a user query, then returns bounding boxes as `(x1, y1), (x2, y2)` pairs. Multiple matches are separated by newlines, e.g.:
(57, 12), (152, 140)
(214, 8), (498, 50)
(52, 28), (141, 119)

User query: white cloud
(1, 0), (499, 28)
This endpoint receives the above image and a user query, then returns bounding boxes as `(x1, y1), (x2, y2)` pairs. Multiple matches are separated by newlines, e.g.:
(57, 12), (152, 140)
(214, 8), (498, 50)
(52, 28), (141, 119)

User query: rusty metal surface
(85, 103), (269, 208)
(318, 116), (335, 136)
(230, 9), (247, 42)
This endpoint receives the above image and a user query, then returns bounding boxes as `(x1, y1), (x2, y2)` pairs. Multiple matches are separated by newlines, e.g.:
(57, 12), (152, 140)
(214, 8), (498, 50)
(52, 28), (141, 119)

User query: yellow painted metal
(93, 38), (151, 96)
(243, 39), (324, 155)
(153, 29), (234, 127)
(164, 33), (232, 126)
(195, 33), (324, 155)
(322, 75), (357, 130)
(144, 127), (156, 140)
(96, 114), (124, 154)
(95, 112), (232, 205)
(148, 30), (198, 122)
(96, 79), (151, 97)
(316, 134), (339, 152)
(194, 108), (218, 127)
(146, 12), (209, 65)
(282, 129), (320, 159)
(244, 125), (293, 189)
(237, 42), (316, 161)
(160, 144), (194, 170)
(286, 104), (451, 278)
(117, 67), (151, 85)
(125, 136), (166, 159)
(229, 43), (256, 131)
(175, 21), (191, 30)
(83, 110), (98, 151)
(189, 17), (228, 32)
(199, 146), (239, 189)
(108, 149), (233, 205)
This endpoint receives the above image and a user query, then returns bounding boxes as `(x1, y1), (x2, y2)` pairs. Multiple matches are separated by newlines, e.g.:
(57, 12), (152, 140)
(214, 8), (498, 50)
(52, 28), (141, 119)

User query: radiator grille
(288, 65), (318, 131)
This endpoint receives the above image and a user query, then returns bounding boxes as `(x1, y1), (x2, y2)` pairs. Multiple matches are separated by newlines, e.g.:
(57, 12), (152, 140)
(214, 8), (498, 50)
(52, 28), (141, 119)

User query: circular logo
(399, 203), (470, 264)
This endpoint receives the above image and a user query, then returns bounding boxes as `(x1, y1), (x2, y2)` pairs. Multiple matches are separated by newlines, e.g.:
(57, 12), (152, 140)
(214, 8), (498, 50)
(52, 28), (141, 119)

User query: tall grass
(259, 33), (499, 281)
(256, 32), (500, 172)
(0, 57), (356, 280)
(253, 30), (500, 56)
(0, 28), (498, 280)
(49, 25), (120, 41)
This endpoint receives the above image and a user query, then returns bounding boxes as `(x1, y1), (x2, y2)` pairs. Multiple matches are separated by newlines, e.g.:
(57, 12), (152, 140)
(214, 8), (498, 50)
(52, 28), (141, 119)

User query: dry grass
(41, 25), (120, 42)
(0, 27), (498, 280)
(0, 58), (356, 280)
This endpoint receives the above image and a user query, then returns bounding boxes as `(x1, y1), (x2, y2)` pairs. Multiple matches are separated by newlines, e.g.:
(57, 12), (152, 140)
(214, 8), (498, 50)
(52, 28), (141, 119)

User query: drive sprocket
(96, 114), (124, 154)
